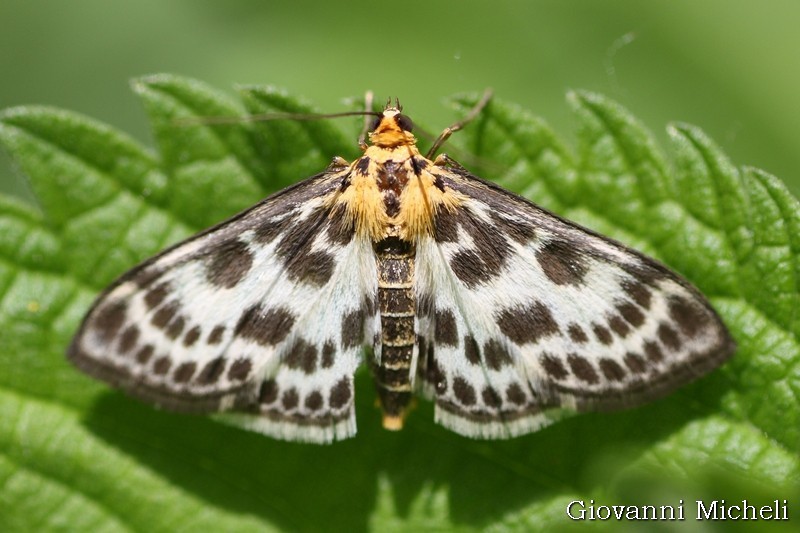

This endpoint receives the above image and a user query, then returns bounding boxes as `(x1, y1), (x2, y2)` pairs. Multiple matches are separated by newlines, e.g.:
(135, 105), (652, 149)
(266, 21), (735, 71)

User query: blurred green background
(2, 3), (799, 531)
(2, 0), (799, 201)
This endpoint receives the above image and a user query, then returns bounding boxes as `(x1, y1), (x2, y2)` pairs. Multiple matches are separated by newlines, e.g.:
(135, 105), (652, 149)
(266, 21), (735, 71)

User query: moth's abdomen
(373, 236), (415, 429)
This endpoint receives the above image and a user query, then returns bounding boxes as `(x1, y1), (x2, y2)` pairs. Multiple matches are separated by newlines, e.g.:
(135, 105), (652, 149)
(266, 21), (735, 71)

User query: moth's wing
(69, 165), (378, 443)
(415, 163), (735, 439)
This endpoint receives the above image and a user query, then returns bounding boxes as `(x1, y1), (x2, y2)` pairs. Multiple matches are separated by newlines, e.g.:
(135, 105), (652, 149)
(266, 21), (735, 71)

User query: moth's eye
(396, 114), (414, 132)
(369, 115), (382, 132)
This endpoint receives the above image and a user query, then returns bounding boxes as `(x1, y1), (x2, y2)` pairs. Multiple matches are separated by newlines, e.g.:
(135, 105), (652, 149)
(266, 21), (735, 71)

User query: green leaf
(1, 75), (798, 531)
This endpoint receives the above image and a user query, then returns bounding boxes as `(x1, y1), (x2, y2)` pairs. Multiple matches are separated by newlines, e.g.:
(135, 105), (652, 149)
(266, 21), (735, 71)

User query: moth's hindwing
(69, 166), (378, 443)
(414, 164), (735, 439)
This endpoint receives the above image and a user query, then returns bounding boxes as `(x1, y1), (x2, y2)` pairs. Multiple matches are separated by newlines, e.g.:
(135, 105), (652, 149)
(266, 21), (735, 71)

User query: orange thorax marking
(332, 143), (464, 242)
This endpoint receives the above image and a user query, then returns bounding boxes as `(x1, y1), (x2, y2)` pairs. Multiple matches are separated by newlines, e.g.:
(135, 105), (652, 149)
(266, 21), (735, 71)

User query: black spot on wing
(616, 301), (645, 328)
(657, 323), (681, 351)
(452, 210), (512, 287)
(599, 358), (626, 381)
(131, 266), (165, 289)
(173, 362), (196, 383)
(254, 214), (295, 244)
(285, 250), (336, 287)
(282, 388), (299, 410)
(536, 240), (589, 286)
(165, 315), (186, 340)
(305, 391), (323, 411)
(567, 323), (588, 344)
(607, 313), (630, 338)
(329, 377), (352, 409)
(433, 208), (459, 243)
(541, 353), (568, 380)
(592, 323), (613, 345)
(620, 261), (667, 286)
(482, 386), (503, 408)
(259, 379), (279, 404)
(284, 338), (318, 375)
(117, 324), (140, 354)
(622, 279), (652, 309)
(93, 301), (127, 342)
(463, 335), (480, 365)
(197, 357), (226, 385)
(144, 284), (170, 310)
(326, 204), (355, 245)
(276, 209), (338, 287)
(449, 250), (488, 288)
(668, 294), (711, 338)
(644, 341), (664, 362)
(207, 325), (225, 345)
(434, 309), (458, 346)
(151, 301), (180, 330)
(321, 340), (335, 368)
(623, 352), (648, 374)
(341, 307), (365, 348)
(183, 325), (201, 347)
(483, 339), (512, 370)
(496, 301), (559, 344)
(505, 383), (526, 405)
(153, 356), (171, 375)
(228, 358), (252, 381)
(490, 211), (537, 244)
(567, 354), (599, 384)
(136, 345), (154, 364)
(453, 377), (476, 406)
(235, 305), (295, 346)
(205, 239), (254, 288)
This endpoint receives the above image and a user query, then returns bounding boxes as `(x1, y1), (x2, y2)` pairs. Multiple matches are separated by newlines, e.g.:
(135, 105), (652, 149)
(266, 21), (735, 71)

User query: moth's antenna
(174, 109), (380, 127)
(425, 89), (493, 159)
(358, 91), (375, 150)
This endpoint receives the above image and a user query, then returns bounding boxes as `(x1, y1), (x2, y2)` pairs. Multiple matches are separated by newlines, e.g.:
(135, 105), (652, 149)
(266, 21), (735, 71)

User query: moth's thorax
(365, 143), (425, 217)
(333, 143), (464, 243)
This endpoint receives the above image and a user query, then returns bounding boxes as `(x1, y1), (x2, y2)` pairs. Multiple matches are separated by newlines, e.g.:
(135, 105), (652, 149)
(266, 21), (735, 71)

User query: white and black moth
(69, 97), (735, 443)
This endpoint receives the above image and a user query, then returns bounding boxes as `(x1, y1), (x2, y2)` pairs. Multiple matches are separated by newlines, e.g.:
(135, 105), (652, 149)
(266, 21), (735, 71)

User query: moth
(69, 93), (735, 443)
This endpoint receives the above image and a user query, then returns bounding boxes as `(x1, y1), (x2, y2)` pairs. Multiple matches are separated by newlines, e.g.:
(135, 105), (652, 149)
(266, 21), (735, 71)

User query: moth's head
(368, 98), (416, 149)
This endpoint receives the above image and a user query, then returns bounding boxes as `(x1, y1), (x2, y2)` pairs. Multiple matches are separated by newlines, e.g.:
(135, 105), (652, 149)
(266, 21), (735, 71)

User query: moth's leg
(425, 89), (493, 159)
